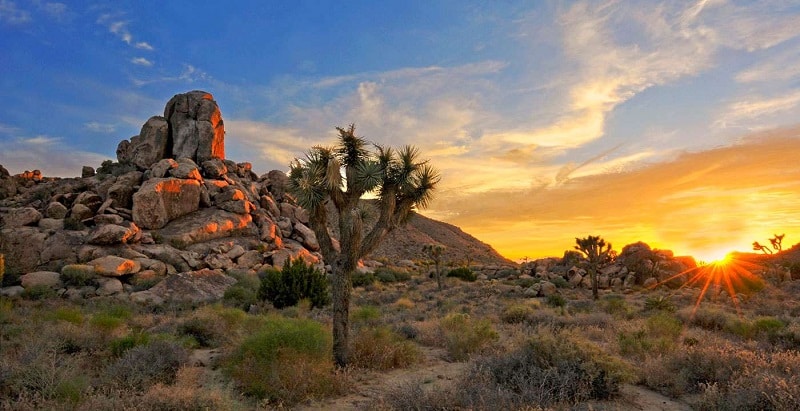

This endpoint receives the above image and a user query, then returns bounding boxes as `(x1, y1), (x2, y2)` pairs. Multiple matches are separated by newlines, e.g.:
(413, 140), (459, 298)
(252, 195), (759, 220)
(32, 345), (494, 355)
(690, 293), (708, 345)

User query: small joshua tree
(423, 243), (446, 290)
(753, 233), (785, 255)
(575, 235), (613, 300)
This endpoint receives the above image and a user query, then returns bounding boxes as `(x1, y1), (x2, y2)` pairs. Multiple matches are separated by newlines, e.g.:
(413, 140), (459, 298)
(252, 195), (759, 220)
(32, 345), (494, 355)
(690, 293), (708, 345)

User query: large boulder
(132, 178), (201, 229)
(117, 116), (171, 169)
(20, 271), (62, 289)
(89, 255), (141, 277)
(2, 207), (42, 228)
(164, 91), (225, 164)
(156, 208), (256, 247)
(130, 268), (235, 304)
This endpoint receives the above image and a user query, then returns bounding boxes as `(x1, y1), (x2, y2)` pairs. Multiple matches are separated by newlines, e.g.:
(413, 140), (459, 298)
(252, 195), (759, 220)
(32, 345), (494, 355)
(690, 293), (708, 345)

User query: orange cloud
(426, 127), (800, 261)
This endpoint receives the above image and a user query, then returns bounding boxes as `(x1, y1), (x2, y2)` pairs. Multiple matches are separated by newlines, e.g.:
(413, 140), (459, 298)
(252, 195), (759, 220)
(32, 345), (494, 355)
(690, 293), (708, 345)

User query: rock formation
(116, 90), (224, 171)
(0, 89), (513, 305)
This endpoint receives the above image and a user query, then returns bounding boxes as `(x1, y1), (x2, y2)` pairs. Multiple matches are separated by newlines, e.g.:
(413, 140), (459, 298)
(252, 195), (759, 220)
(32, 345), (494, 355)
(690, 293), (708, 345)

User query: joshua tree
(575, 235), (613, 300)
(753, 233), (785, 255)
(423, 243), (446, 290)
(289, 124), (439, 367)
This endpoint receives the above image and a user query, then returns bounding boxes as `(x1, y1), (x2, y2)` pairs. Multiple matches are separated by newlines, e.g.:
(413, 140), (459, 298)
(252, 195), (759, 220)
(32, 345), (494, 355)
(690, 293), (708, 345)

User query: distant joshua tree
(423, 243), (446, 290)
(575, 235), (613, 300)
(289, 124), (439, 367)
(753, 233), (785, 255)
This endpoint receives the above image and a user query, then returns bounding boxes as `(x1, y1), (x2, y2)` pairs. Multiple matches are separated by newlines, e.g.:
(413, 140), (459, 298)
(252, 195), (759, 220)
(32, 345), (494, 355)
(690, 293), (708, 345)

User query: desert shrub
(48, 307), (84, 324)
(374, 267), (412, 283)
(753, 316), (786, 339)
(619, 313), (682, 357)
(21, 284), (56, 300)
(139, 367), (238, 411)
(392, 297), (415, 310)
(258, 258), (330, 309)
(439, 313), (498, 361)
(600, 294), (628, 316)
(106, 340), (189, 390)
(470, 332), (631, 405)
(679, 307), (732, 331)
(396, 323), (419, 340)
(109, 331), (151, 357)
(447, 267), (477, 282)
(0, 297), (12, 324)
(178, 317), (223, 348)
(501, 304), (535, 324)
(379, 330), (632, 410)
(4, 344), (89, 404)
(223, 316), (345, 404)
(644, 295), (676, 312)
(496, 269), (518, 278)
(351, 326), (422, 370)
(351, 270), (376, 287)
(545, 293), (567, 308)
(550, 276), (569, 288)
(515, 277), (537, 288)
(60, 266), (95, 287)
(351, 305), (381, 327)
(222, 285), (258, 310)
(89, 306), (131, 332)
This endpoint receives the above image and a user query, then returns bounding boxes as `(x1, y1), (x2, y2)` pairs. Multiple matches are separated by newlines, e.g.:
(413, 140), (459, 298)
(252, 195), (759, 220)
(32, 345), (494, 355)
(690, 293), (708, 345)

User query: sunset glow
(2, 2), (800, 261)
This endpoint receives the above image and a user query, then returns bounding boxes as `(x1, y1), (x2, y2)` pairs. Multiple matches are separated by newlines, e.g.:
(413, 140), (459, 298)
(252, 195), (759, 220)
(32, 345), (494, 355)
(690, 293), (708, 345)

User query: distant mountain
(369, 211), (515, 267)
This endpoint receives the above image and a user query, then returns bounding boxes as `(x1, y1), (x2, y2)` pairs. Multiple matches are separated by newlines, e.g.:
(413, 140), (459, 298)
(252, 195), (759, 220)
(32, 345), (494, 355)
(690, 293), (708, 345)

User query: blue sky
(3, 0), (800, 259)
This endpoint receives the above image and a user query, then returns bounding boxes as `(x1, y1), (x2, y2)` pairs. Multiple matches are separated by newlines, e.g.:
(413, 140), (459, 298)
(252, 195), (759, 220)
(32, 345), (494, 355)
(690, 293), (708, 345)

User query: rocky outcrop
(164, 91), (225, 164)
(117, 116), (170, 170)
(130, 268), (235, 305)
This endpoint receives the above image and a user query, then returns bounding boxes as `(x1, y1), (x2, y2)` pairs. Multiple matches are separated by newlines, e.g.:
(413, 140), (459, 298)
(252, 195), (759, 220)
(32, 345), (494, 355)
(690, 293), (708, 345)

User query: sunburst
(651, 253), (765, 316)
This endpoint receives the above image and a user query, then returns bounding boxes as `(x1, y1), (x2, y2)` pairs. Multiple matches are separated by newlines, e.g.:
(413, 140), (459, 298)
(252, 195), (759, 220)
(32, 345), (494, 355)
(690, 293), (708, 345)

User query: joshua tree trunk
(590, 267), (598, 300)
(330, 262), (352, 367)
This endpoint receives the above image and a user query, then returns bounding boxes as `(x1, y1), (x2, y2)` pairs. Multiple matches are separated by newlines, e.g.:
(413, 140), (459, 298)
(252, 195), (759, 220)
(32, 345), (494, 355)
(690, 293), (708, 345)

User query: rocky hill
(0, 90), (512, 303)
(370, 211), (514, 266)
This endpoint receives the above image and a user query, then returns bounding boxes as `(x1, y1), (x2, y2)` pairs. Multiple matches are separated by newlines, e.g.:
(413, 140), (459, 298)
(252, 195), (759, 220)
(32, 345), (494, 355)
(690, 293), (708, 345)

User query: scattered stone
(20, 271), (63, 289)
(96, 277), (124, 296)
(89, 255), (141, 277)
(45, 202), (68, 219)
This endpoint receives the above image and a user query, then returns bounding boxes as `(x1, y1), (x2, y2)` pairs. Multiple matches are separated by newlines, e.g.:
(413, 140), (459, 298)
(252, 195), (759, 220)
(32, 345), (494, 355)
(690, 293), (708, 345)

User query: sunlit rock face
(164, 90), (225, 164)
(116, 90), (224, 170)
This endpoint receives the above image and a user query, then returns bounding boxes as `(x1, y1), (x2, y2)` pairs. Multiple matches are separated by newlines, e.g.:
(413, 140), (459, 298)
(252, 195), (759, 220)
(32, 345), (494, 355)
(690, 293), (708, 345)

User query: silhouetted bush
(258, 258), (330, 309)
(447, 267), (477, 282)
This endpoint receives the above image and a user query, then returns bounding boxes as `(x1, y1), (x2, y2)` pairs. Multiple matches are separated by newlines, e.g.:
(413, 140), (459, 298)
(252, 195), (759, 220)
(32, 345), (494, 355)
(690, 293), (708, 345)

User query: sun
(694, 249), (733, 265)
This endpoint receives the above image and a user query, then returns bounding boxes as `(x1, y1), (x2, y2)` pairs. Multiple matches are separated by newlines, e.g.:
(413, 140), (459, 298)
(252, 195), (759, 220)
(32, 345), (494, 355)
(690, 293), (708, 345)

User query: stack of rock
(0, 91), (322, 304)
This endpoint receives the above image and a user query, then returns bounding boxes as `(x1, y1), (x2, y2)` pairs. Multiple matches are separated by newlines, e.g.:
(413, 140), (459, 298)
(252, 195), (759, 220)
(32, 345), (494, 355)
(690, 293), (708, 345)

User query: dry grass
(3, 266), (800, 410)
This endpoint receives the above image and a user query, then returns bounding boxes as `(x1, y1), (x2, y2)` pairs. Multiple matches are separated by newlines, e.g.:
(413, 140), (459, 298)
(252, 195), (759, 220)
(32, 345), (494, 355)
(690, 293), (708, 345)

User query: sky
(2, 0), (800, 262)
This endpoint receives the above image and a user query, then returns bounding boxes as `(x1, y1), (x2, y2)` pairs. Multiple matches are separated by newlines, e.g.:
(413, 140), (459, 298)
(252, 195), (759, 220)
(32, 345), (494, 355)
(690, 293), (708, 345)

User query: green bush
(223, 285), (258, 310)
(447, 267), (477, 282)
(224, 316), (344, 403)
(374, 267), (412, 283)
(351, 326), (422, 370)
(351, 270), (376, 287)
(60, 265), (96, 287)
(22, 284), (57, 300)
(258, 258), (330, 309)
(550, 276), (569, 288)
(644, 295), (676, 312)
(439, 313), (498, 361)
(545, 294), (567, 308)
(501, 304), (535, 324)
(110, 332), (151, 357)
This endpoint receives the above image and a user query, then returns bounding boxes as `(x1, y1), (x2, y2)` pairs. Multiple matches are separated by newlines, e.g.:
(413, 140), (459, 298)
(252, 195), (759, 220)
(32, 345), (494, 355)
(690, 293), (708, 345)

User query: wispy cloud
(131, 64), (210, 87)
(130, 57), (153, 67)
(716, 90), (800, 130)
(0, 0), (31, 24)
(84, 122), (116, 133)
(0, 135), (109, 177)
(735, 44), (800, 83)
(97, 13), (155, 52)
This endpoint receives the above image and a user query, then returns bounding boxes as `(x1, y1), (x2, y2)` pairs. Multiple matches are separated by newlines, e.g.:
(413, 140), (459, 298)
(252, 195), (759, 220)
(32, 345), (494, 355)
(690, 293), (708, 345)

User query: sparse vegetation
(447, 266), (477, 282)
(258, 257), (330, 309)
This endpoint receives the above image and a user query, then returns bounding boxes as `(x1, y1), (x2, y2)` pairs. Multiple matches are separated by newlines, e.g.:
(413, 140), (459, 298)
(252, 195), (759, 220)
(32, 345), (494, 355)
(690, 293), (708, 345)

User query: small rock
(45, 202), (68, 219)
(89, 255), (142, 277)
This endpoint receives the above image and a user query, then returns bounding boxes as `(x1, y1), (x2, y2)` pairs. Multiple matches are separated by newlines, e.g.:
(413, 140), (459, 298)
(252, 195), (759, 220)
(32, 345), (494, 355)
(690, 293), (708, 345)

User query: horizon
(2, 1), (800, 261)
